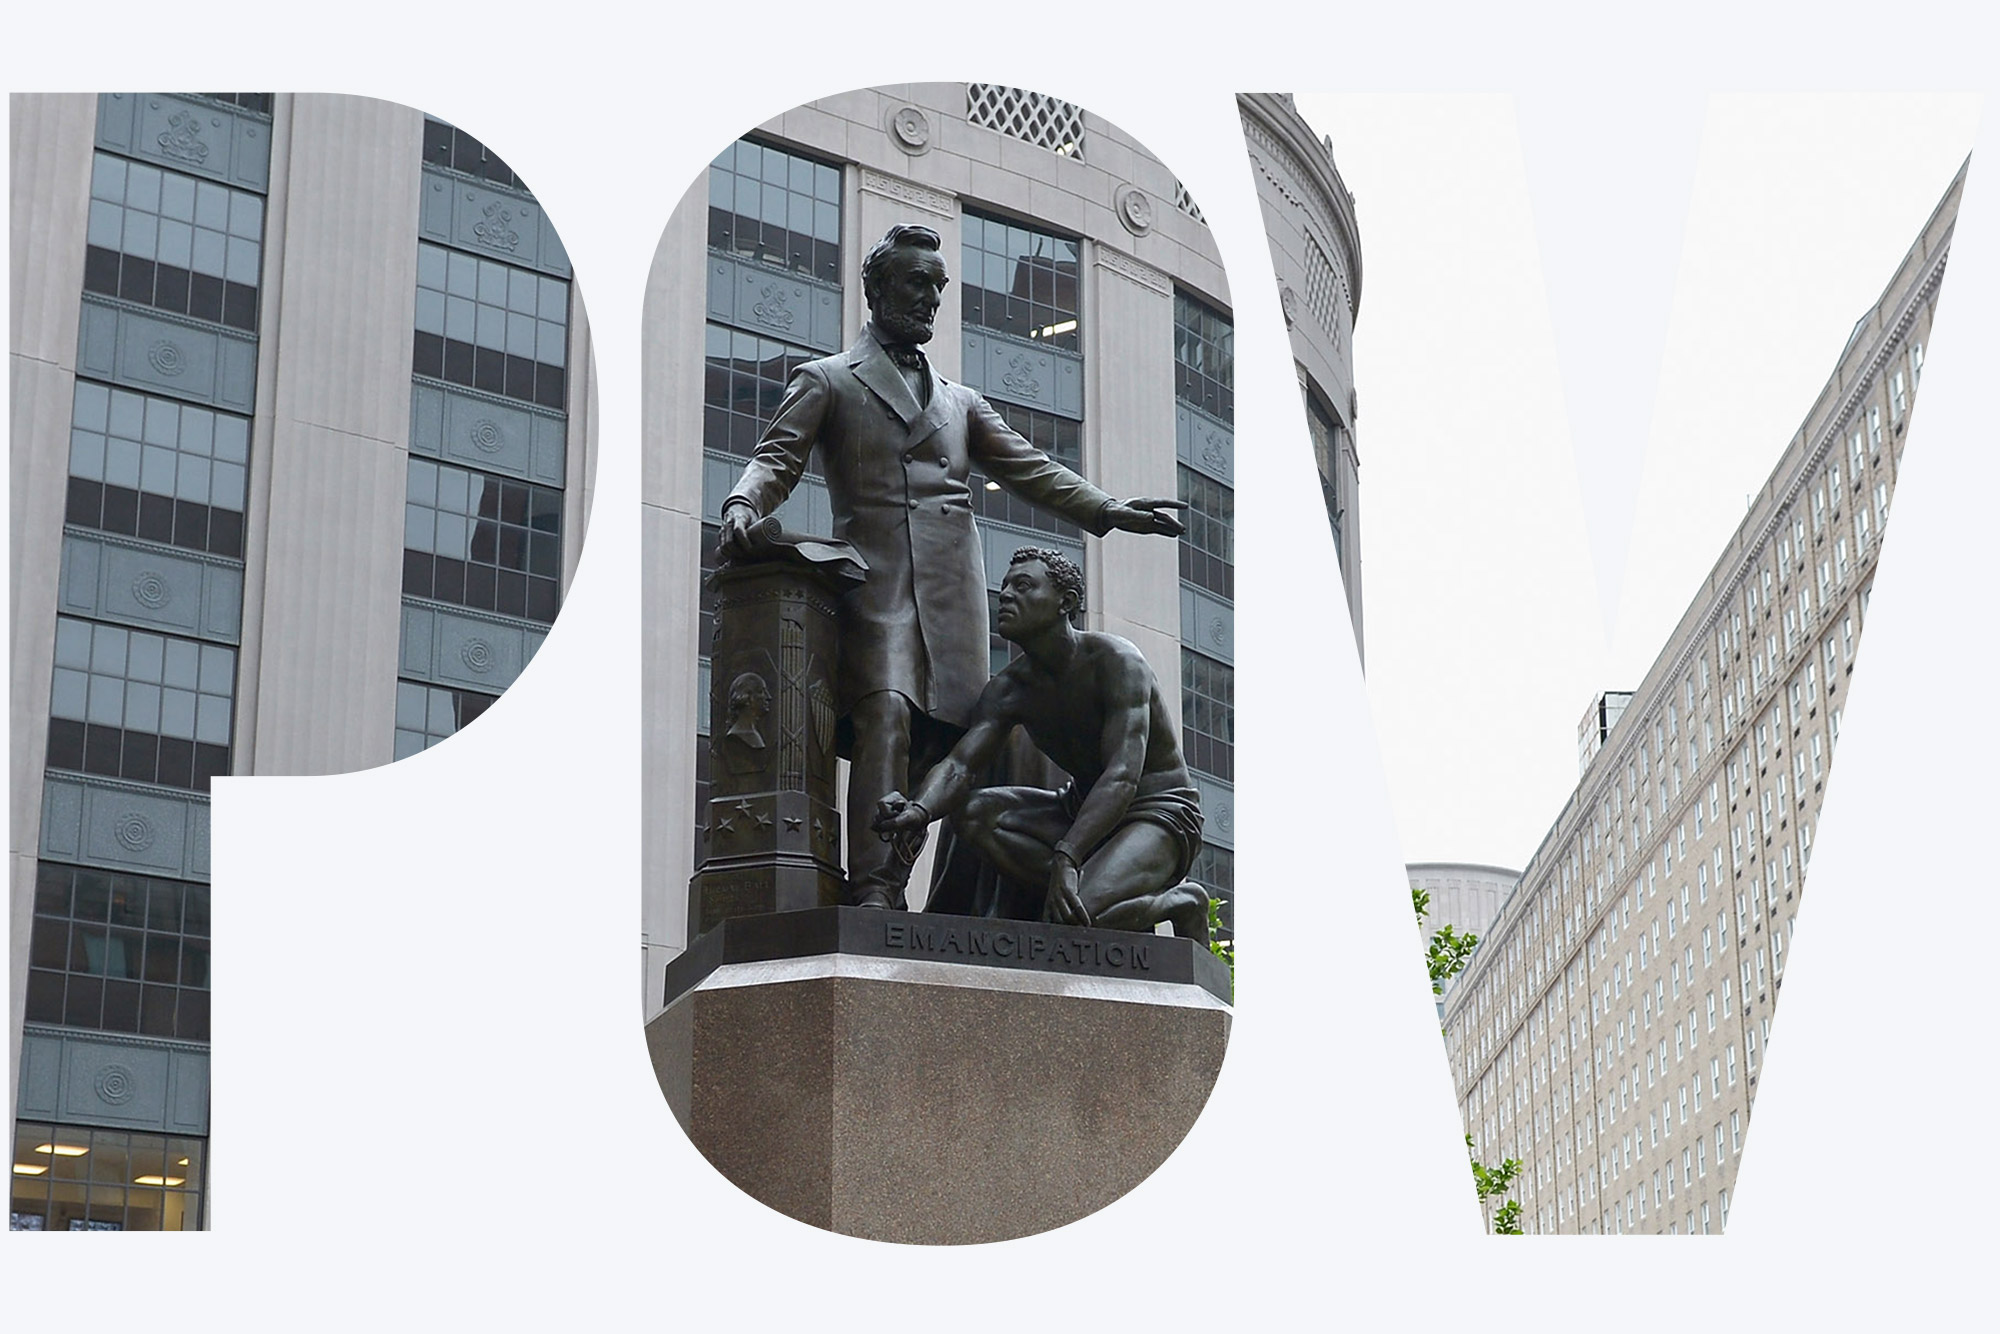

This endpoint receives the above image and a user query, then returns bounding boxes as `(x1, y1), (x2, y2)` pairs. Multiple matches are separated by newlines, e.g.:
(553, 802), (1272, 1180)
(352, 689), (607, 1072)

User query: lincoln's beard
(871, 304), (935, 345)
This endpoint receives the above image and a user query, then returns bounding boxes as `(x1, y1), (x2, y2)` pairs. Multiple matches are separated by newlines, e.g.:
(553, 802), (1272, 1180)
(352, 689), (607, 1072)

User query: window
(1305, 394), (1346, 563)
(963, 212), (1083, 352)
(1173, 289), (1235, 424)
(1179, 649), (1233, 781)
(393, 682), (499, 759)
(8, 1121), (205, 1232)
(1868, 403), (1883, 454)
(84, 152), (263, 331)
(412, 242), (568, 409)
(1177, 465), (1234, 598)
(1891, 369), (1908, 421)
(402, 460), (563, 623)
(65, 382), (250, 559)
(705, 137), (840, 284)
(424, 117), (531, 193)
(703, 326), (820, 460)
(23, 862), (210, 1041)
(45, 617), (234, 791)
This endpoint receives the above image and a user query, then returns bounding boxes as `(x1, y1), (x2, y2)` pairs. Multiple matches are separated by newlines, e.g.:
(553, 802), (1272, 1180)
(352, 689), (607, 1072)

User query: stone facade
(1238, 93), (1365, 657)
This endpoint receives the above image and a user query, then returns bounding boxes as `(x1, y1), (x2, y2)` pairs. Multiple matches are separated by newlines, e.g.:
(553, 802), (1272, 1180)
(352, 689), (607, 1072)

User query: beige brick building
(1441, 162), (1959, 1234)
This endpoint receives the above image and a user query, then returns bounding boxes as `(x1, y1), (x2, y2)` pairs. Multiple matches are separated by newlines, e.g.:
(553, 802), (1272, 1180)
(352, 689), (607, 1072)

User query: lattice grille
(1303, 235), (1343, 334)
(967, 85), (1086, 161)
(1173, 178), (1205, 223)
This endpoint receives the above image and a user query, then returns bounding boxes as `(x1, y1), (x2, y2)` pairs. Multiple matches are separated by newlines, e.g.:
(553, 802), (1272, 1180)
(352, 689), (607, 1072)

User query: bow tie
(884, 345), (927, 369)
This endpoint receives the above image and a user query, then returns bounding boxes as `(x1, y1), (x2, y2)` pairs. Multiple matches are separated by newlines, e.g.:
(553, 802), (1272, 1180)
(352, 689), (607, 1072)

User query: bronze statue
(719, 224), (1184, 910)
(872, 549), (1209, 941)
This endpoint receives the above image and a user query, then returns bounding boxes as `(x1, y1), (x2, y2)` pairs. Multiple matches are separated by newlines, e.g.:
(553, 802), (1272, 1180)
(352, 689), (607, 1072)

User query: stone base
(645, 907), (1232, 1244)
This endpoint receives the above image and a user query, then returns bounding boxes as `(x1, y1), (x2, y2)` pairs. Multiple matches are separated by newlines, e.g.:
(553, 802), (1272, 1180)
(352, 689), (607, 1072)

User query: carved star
(733, 798), (773, 832)
(783, 817), (803, 831)
(713, 816), (734, 837)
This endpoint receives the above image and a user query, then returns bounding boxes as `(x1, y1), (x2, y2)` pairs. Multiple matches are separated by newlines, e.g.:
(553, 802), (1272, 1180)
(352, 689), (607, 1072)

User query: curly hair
(1008, 546), (1085, 622)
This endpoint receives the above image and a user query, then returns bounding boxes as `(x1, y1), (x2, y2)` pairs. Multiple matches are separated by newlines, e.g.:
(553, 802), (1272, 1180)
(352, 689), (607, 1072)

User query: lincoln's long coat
(726, 328), (1114, 728)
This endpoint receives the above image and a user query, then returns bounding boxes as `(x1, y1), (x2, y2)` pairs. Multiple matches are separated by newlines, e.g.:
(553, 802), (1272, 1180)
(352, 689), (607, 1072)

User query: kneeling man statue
(873, 548), (1210, 942)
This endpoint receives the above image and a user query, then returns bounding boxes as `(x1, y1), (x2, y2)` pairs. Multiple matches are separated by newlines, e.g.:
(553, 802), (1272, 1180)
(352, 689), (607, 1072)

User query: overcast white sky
(1294, 92), (1980, 870)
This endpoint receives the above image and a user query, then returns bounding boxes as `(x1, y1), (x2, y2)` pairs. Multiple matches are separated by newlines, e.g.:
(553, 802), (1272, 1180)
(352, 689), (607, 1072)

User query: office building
(9, 93), (595, 1229)
(1440, 164), (1959, 1234)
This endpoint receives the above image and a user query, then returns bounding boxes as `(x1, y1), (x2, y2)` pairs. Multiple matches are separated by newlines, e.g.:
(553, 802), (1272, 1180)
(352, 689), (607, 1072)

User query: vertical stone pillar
(688, 554), (859, 939)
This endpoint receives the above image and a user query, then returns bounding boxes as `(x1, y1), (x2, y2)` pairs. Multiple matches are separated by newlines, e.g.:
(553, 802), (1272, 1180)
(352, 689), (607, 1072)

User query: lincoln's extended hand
(1103, 497), (1188, 538)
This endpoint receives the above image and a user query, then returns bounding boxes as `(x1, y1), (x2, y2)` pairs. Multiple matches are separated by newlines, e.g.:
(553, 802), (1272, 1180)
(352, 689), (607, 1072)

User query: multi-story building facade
(1441, 163), (1958, 1235)
(9, 93), (595, 1229)
(1238, 93), (1364, 657)
(641, 84), (1257, 1005)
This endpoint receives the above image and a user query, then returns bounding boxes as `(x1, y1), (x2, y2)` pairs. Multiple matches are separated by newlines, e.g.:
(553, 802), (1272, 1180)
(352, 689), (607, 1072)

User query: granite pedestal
(646, 906), (1232, 1244)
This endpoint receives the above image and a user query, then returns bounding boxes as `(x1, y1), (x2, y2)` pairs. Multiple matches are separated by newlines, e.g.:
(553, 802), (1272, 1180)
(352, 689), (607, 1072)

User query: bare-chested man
(872, 548), (1209, 942)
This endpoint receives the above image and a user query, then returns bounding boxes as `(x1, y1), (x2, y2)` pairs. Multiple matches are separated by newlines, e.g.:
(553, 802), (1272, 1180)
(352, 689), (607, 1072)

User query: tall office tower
(642, 85), (1272, 1005)
(10, 93), (595, 1230)
(1239, 93), (1365, 659)
(1440, 164), (1960, 1235)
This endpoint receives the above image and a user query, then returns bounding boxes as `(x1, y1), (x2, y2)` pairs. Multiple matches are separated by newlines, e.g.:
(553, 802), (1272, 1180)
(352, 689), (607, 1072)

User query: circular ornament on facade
(1207, 617), (1227, 648)
(1216, 804), (1233, 836)
(1114, 185), (1154, 237)
(460, 638), (496, 674)
(147, 340), (187, 377)
(131, 571), (172, 609)
(468, 419), (506, 454)
(113, 812), (158, 852)
(94, 1064), (137, 1106)
(889, 105), (932, 153)
(1280, 286), (1300, 327)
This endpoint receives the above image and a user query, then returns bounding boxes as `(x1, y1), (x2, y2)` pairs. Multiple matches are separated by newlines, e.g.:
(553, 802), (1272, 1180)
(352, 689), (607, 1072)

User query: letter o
(1106, 943), (1126, 967)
